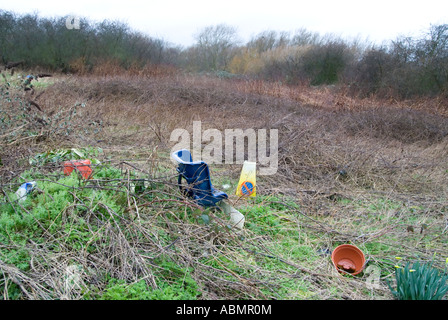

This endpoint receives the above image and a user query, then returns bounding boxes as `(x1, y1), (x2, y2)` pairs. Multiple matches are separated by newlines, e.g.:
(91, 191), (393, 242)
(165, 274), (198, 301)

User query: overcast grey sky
(1, 0), (447, 47)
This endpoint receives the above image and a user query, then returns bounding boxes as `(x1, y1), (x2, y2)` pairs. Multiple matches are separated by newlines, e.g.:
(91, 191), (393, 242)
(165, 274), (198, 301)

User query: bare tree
(247, 30), (291, 54)
(194, 24), (240, 71)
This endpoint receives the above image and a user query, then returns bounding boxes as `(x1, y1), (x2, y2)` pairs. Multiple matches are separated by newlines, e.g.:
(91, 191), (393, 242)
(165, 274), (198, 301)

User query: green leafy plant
(29, 147), (103, 166)
(388, 260), (448, 300)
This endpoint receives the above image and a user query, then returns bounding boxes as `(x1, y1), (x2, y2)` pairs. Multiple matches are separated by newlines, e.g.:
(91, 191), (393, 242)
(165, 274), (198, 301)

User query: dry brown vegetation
(1, 69), (448, 300)
(33, 72), (448, 195)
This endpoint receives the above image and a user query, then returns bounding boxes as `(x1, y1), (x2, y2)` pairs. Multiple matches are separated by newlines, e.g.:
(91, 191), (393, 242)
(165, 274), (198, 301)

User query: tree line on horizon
(1, 10), (448, 99)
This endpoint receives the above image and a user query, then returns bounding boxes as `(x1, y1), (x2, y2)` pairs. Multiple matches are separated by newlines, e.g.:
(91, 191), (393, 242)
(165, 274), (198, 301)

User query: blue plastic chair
(171, 149), (228, 207)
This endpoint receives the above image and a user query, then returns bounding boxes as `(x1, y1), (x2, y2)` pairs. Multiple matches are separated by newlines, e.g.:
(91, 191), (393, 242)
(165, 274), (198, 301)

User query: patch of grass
(96, 259), (201, 300)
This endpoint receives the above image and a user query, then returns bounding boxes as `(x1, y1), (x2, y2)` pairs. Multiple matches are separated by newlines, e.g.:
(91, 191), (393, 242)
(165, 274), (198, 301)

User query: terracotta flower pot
(331, 244), (366, 275)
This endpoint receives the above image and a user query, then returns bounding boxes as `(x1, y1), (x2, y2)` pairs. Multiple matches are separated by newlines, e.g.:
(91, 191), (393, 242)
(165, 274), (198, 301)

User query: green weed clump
(389, 260), (448, 300)
(0, 143), (218, 300)
(96, 260), (200, 300)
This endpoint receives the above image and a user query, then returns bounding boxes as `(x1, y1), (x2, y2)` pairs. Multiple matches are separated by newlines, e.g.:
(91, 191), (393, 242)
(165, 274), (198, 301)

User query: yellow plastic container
(236, 161), (256, 197)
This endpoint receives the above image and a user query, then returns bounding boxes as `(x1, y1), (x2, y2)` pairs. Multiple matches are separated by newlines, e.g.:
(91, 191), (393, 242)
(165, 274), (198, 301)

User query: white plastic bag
(218, 201), (245, 229)
(15, 181), (36, 202)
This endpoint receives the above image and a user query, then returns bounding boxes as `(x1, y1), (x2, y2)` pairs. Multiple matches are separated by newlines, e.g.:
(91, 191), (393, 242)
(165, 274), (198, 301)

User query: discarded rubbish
(218, 200), (245, 229)
(15, 181), (37, 202)
(236, 161), (256, 197)
(171, 149), (245, 229)
(331, 244), (366, 275)
(63, 160), (93, 179)
(171, 149), (228, 207)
